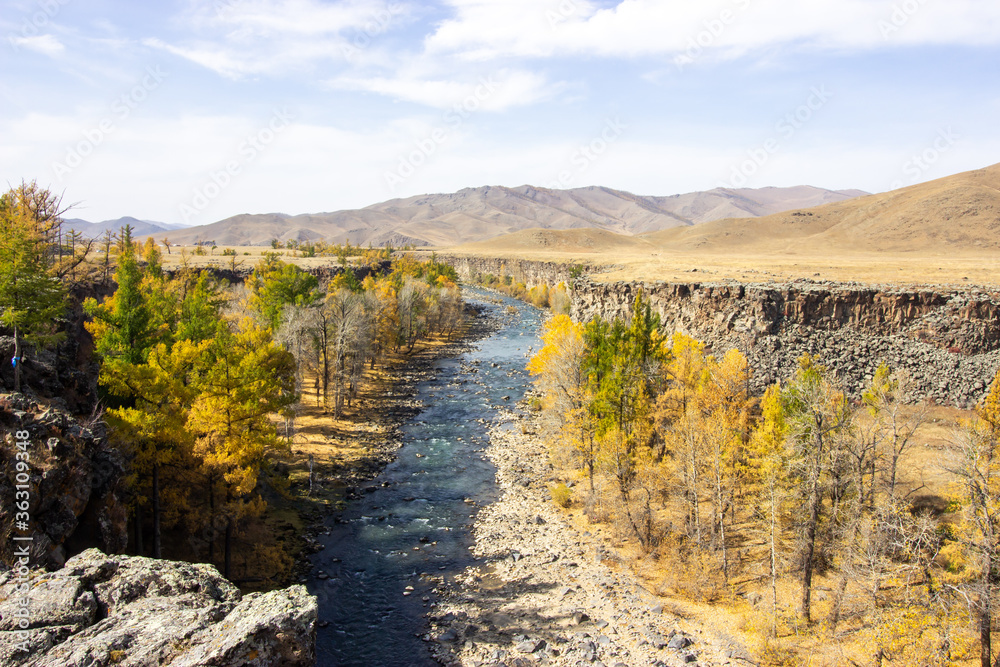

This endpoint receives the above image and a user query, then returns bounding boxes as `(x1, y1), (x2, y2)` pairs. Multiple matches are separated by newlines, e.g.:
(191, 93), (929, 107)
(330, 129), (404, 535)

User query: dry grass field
(154, 245), (347, 272)
(446, 237), (1000, 287)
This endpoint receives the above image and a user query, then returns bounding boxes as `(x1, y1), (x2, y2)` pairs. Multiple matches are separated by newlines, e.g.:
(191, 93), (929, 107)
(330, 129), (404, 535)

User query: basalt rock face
(573, 280), (1000, 406)
(0, 548), (317, 667)
(0, 393), (127, 570)
(443, 255), (579, 287)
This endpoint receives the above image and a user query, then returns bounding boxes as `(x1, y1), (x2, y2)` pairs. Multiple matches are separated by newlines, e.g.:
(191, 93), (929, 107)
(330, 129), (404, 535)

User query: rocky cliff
(441, 255), (579, 287)
(0, 548), (316, 666)
(573, 279), (1000, 406)
(0, 393), (127, 570)
(444, 255), (1000, 406)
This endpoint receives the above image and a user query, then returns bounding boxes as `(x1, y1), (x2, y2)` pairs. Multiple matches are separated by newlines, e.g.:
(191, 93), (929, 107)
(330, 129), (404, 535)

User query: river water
(309, 290), (543, 666)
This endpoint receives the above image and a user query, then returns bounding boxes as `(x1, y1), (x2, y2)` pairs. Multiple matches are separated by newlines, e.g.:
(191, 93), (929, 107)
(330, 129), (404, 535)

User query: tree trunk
(308, 455), (315, 497)
(586, 430), (595, 493)
(208, 479), (216, 564)
(981, 595), (992, 667)
(224, 517), (233, 580)
(12, 327), (21, 392)
(134, 504), (144, 555)
(769, 479), (779, 637)
(800, 473), (822, 623)
(152, 461), (161, 558)
(800, 424), (825, 624)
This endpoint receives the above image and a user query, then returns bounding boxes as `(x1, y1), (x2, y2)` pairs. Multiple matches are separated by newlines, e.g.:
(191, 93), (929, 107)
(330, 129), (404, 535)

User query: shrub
(551, 482), (573, 508)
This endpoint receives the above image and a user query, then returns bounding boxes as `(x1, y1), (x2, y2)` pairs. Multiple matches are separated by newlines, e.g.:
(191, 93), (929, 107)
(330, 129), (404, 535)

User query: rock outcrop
(573, 279), (1000, 406)
(0, 548), (317, 667)
(442, 255), (579, 287)
(0, 393), (127, 570)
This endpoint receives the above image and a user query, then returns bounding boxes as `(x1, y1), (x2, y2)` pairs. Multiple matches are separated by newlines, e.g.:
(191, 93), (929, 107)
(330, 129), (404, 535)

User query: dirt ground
(439, 245), (1000, 289)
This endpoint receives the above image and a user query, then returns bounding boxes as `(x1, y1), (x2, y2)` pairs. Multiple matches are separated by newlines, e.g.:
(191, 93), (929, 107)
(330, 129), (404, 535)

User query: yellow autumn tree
(700, 348), (752, 584)
(527, 314), (595, 490)
(188, 318), (297, 578)
(655, 333), (708, 544)
(949, 367), (1000, 667)
(745, 383), (792, 635)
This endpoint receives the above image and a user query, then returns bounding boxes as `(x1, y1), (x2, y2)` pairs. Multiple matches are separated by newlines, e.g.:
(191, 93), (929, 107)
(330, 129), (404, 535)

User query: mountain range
(152, 185), (867, 247)
(63, 216), (190, 238)
(455, 162), (1000, 257)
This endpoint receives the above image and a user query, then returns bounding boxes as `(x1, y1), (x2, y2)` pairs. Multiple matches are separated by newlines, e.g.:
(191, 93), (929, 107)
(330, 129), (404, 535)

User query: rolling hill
(644, 162), (1000, 254)
(154, 184), (865, 247)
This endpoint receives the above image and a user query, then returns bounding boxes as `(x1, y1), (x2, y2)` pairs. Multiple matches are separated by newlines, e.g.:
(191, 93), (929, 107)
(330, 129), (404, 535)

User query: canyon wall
(441, 255), (579, 287)
(573, 280), (1000, 406)
(0, 393), (128, 570)
(445, 256), (1000, 406)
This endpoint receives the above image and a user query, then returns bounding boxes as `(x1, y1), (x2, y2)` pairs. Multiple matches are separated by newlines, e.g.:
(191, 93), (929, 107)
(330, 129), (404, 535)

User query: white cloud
(329, 68), (558, 111)
(147, 0), (413, 78)
(425, 0), (1000, 61)
(11, 34), (65, 57)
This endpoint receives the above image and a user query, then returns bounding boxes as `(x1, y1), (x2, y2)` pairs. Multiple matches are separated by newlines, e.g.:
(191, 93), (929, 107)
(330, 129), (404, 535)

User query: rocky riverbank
(428, 402), (751, 667)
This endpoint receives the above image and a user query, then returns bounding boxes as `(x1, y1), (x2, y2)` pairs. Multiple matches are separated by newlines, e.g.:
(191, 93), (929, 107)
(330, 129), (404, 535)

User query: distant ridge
(152, 184), (866, 247)
(64, 216), (188, 238)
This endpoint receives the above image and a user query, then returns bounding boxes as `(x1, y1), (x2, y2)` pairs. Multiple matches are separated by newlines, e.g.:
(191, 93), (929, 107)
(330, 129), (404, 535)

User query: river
(308, 290), (543, 666)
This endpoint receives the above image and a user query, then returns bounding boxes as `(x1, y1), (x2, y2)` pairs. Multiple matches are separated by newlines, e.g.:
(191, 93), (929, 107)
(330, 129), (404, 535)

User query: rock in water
(0, 548), (317, 666)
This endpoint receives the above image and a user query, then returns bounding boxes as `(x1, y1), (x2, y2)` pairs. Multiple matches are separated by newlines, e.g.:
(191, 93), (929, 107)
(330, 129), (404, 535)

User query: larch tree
(700, 348), (752, 584)
(527, 314), (595, 490)
(325, 288), (369, 417)
(0, 183), (67, 392)
(583, 290), (667, 548)
(655, 333), (708, 545)
(187, 318), (296, 579)
(746, 383), (792, 636)
(949, 368), (1000, 667)
(85, 242), (181, 557)
(783, 353), (850, 623)
(245, 255), (319, 330)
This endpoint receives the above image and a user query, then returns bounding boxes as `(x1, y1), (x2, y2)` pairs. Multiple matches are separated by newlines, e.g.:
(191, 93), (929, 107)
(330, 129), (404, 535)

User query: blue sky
(2, 0), (998, 226)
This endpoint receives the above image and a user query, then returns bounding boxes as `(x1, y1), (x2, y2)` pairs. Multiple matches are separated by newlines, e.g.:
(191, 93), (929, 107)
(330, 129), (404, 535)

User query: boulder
(0, 549), (316, 667)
